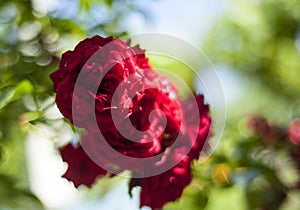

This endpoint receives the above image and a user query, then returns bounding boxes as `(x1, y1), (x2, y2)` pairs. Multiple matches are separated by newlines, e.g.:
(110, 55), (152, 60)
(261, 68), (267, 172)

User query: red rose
(60, 143), (107, 188)
(52, 35), (212, 210)
(288, 118), (300, 145)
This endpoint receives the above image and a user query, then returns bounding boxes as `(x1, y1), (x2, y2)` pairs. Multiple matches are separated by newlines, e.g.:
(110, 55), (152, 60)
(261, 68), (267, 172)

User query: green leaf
(103, 0), (113, 7)
(0, 80), (33, 110)
(205, 186), (248, 210)
(0, 175), (43, 210)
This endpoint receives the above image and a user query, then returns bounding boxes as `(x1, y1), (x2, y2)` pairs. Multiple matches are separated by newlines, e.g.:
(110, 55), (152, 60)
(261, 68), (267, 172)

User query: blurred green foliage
(205, 0), (300, 102)
(194, 0), (300, 209)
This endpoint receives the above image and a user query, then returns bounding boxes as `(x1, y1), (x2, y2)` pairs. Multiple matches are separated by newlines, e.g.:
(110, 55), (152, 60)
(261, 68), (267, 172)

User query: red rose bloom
(60, 143), (107, 188)
(52, 35), (212, 210)
(51, 35), (183, 161)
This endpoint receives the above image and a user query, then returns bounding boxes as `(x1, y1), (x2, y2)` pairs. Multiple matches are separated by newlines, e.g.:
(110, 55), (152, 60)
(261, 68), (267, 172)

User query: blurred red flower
(288, 118), (300, 145)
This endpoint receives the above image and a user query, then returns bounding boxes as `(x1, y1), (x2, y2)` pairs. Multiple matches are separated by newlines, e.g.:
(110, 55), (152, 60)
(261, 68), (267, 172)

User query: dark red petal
(139, 164), (192, 209)
(60, 143), (107, 188)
